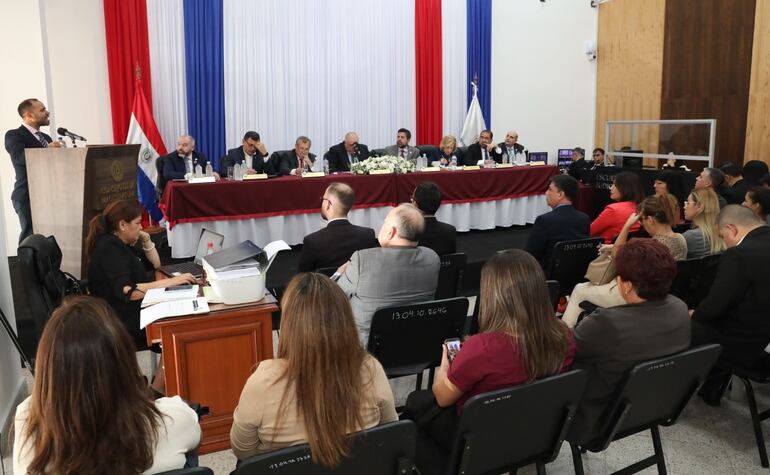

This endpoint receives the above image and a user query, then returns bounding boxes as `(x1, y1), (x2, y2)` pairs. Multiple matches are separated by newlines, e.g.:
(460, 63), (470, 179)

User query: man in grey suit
(383, 128), (420, 161)
(337, 203), (440, 344)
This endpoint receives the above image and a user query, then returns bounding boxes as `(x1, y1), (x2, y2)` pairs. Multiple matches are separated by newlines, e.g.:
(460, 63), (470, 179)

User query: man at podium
(5, 99), (62, 243)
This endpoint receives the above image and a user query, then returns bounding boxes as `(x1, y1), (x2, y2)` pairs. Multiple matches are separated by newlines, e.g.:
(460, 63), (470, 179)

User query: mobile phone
(444, 338), (461, 362)
(165, 285), (193, 292)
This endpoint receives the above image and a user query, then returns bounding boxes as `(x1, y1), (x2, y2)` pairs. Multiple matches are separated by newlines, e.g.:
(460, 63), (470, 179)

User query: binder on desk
(203, 240), (266, 271)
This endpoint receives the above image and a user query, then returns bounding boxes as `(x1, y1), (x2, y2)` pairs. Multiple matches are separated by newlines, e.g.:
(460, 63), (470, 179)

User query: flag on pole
(126, 77), (166, 222)
(460, 77), (487, 146)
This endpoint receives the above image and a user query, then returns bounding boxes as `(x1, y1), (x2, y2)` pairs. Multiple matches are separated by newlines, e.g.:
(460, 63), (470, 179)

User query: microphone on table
(57, 127), (87, 142)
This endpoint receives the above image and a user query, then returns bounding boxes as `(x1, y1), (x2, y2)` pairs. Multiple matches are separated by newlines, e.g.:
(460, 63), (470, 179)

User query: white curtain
(223, 0), (417, 155)
(146, 0), (188, 153)
(442, 0), (467, 138)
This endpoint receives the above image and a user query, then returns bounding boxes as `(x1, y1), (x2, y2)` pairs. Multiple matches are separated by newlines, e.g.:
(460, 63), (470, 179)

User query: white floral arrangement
(350, 155), (415, 174)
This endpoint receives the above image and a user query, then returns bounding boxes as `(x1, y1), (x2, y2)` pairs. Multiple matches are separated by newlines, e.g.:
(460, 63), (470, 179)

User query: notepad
(140, 298), (210, 329)
(141, 285), (199, 308)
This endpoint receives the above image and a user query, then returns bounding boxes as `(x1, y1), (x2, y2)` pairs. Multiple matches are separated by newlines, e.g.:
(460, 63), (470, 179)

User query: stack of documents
(140, 297), (209, 329)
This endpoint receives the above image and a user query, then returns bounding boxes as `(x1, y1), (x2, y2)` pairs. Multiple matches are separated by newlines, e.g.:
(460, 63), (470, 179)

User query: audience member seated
(437, 135), (464, 166)
(590, 171), (644, 243)
(742, 186), (770, 226)
(161, 134), (214, 185)
(695, 167), (728, 208)
(411, 181), (456, 256)
(568, 239), (690, 444)
(524, 174), (590, 269)
(14, 296), (201, 475)
(743, 160), (769, 186)
(219, 130), (272, 176)
(297, 182), (377, 272)
(230, 273), (397, 465)
(326, 131), (370, 173)
(654, 170), (686, 223)
(497, 130), (527, 163)
(383, 128), (420, 161)
(401, 250), (575, 475)
(592, 147), (612, 167)
(563, 194), (687, 327)
(337, 204), (440, 344)
(278, 136), (316, 176)
(462, 129), (502, 166)
(567, 147), (591, 179)
(691, 205), (770, 405)
(720, 161), (749, 205)
(682, 188), (725, 258)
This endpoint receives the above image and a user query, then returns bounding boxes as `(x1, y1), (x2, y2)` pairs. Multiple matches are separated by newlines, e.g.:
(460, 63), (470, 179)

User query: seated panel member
(219, 131), (272, 176)
(462, 129), (502, 166)
(327, 131), (370, 172)
(524, 175), (590, 270)
(567, 147), (591, 180)
(498, 130), (527, 163)
(337, 204), (440, 344)
(437, 135), (464, 166)
(297, 182), (377, 272)
(161, 134), (214, 185)
(412, 181), (456, 256)
(278, 136), (316, 176)
(383, 128), (420, 161)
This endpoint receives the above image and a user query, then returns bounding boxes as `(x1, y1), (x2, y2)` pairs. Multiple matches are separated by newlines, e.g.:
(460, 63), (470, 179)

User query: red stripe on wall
(415, 0), (443, 146)
(104, 0), (153, 144)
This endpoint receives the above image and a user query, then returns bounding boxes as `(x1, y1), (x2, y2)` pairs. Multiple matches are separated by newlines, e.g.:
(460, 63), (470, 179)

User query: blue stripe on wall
(467, 0), (492, 128)
(183, 0), (226, 172)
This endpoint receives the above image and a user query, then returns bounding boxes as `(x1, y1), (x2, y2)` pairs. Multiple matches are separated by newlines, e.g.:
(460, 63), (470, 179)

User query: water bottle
(421, 154), (427, 170)
(502, 152), (509, 165)
(234, 162), (242, 180)
(205, 163), (213, 176)
(323, 158), (329, 174)
(451, 155), (457, 167)
(194, 164), (203, 177)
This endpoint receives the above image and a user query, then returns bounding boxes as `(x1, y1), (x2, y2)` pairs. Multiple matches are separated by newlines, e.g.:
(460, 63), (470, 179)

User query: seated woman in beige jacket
(230, 272), (398, 467)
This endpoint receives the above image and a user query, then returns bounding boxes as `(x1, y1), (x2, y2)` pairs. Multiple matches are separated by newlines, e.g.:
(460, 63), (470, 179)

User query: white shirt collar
(22, 123), (40, 135)
(326, 217), (348, 224)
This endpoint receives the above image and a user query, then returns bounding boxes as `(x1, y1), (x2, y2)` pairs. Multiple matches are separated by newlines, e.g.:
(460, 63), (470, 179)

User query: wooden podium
(25, 144), (140, 278)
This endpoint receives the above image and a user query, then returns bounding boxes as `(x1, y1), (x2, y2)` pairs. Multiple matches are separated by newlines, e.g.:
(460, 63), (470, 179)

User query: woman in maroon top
(590, 172), (645, 243)
(402, 250), (575, 475)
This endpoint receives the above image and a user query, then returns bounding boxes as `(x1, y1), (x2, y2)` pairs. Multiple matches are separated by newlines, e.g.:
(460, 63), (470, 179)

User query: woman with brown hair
(403, 250), (575, 475)
(590, 172), (645, 243)
(13, 296), (201, 475)
(229, 272), (397, 466)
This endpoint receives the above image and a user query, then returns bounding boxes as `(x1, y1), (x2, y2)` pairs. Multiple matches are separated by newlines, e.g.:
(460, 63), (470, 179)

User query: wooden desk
(146, 295), (278, 454)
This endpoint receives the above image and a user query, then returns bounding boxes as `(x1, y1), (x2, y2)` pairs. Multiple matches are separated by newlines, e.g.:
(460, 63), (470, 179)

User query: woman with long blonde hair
(230, 273), (397, 467)
(683, 187), (726, 258)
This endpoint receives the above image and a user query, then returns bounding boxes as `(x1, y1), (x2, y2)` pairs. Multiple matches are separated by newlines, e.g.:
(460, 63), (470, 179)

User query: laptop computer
(159, 228), (225, 278)
(527, 151), (548, 163)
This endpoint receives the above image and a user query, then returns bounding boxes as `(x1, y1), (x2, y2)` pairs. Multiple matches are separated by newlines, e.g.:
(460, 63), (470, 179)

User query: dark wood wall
(660, 0), (757, 167)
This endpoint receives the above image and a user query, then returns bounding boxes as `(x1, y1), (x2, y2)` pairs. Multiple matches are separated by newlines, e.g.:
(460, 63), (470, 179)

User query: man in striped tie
(4, 99), (62, 243)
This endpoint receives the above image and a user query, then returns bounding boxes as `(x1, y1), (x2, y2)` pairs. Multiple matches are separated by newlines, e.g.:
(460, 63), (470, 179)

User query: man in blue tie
(5, 99), (62, 243)
(462, 129), (502, 166)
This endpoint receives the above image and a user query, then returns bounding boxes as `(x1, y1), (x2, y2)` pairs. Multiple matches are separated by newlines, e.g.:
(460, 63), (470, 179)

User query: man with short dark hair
(695, 167), (727, 208)
(383, 128), (420, 161)
(463, 129), (502, 166)
(5, 98), (62, 243)
(326, 131), (371, 173)
(524, 175), (590, 269)
(219, 131), (272, 176)
(337, 204), (440, 344)
(412, 182), (456, 256)
(297, 182), (377, 272)
(719, 161), (749, 205)
(278, 136), (316, 176)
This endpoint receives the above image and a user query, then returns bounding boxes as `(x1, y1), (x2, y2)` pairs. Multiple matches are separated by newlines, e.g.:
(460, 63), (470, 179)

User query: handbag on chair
(584, 246), (616, 285)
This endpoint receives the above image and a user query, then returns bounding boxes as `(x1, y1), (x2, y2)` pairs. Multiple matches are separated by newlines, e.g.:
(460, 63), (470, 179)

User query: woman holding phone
(403, 250), (575, 475)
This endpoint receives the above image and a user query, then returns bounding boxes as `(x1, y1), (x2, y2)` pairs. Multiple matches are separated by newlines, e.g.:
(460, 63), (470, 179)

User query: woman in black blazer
(437, 135), (464, 166)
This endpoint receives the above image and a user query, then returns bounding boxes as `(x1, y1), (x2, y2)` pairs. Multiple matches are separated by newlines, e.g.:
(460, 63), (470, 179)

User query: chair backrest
(590, 344), (721, 450)
(155, 467), (214, 475)
(315, 266), (338, 277)
(435, 252), (466, 300)
(448, 370), (588, 474)
(546, 280), (560, 309)
(688, 253), (721, 306)
(371, 148), (386, 157)
(669, 257), (700, 301)
(547, 237), (604, 296)
(236, 420), (416, 475)
(367, 297), (469, 371)
(416, 144), (440, 161)
(156, 155), (166, 194)
(463, 294), (481, 337)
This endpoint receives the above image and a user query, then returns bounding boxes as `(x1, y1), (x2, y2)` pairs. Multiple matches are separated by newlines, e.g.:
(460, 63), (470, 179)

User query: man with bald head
(161, 134), (214, 188)
(337, 203), (441, 344)
(498, 130), (527, 163)
(297, 182), (377, 272)
(326, 131), (371, 173)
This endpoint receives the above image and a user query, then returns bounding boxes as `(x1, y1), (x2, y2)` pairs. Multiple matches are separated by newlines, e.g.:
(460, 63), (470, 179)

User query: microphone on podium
(57, 127), (87, 142)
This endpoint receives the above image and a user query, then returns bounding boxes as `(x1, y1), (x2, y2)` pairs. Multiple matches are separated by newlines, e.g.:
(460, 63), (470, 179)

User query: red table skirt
(161, 166), (559, 228)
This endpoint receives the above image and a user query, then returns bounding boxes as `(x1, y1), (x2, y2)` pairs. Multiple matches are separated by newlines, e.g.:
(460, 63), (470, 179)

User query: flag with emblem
(460, 77), (487, 147)
(126, 78), (167, 222)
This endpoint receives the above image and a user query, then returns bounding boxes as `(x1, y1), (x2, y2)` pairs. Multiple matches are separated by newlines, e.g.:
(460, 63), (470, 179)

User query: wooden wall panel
(745, 0), (770, 167)
(661, 0), (756, 167)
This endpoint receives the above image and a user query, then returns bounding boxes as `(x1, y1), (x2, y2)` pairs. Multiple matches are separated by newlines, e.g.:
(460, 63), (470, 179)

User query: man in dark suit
(412, 181), (456, 256)
(5, 99), (62, 243)
(719, 161), (749, 205)
(160, 134), (212, 187)
(498, 130), (527, 164)
(278, 136), (316, 176)
(326, 131), (370, 173)
(524, 175), (590, 270)
(297, 182), (377, 272)
(219, 131), (274, 176)
(462, 130), (502, 166)
(695, 167), (728, 208)
(567, 147), (592, 180)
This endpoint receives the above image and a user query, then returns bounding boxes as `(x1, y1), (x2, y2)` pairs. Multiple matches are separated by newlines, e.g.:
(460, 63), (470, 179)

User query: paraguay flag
(126, 79), (166, 222)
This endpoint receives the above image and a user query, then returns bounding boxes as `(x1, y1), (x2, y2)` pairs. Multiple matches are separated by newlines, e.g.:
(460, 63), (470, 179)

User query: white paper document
(140, 298), (210, 329)
(141, 285), (199, 308)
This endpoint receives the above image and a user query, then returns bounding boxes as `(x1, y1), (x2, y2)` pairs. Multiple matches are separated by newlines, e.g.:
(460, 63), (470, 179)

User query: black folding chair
(546, 280), (560, 310)
(367, 298), (469, 391)
(569, 344), (722, 475)
(235, 420), (416, 475)
(435, 252), (466, 300)
(547, 238), (603, 297)
(447, 370), (587, 475)
(315, 266), (338, 277)
(687, 253), (721, 306)
(669, 257), (701, 302)
(156, 468), (214, 475)
(416, 144), (441, 162)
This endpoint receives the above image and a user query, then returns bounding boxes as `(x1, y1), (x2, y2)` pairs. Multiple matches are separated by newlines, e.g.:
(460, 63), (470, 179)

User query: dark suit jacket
(721, 179), (749, 205)
(161, 151), (209, 184)
(277, 150), (317, 175)
(524, 204), (590, 269)
(297, 219), (377, 272)
(219, 147), (272, 176)
(693, 226), (770, 366)
(463, 142), (502, 166)
(4, 126), (51, 203)
(418, 217), (457, 256)
(438, 149), (465, 165)
(568, 158), (592, 180)
(497, 142), (526, 162)
(327, 142), (370, 173)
